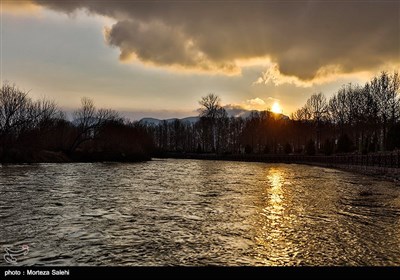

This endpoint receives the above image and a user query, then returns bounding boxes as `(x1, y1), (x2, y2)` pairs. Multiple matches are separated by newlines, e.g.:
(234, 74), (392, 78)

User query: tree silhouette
(0, 87), (152, 163)
(69, 97), (120, 154)
(304, 92), (328, 151)
(198, 93), (228, 153)
(2, 70), (399, 163)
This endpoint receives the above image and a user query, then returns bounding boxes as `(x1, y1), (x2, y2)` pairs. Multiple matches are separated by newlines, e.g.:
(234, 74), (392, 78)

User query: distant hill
(139, 111), (289, 126)
(139, 116), (199, 126)
(138, 117), (163, 126)
(71, 117), (99, 127)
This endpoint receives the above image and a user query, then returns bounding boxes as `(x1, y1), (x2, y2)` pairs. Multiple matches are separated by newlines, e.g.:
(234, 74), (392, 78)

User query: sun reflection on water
(267, 167), (285, 220)
(254, 167), (300, 265)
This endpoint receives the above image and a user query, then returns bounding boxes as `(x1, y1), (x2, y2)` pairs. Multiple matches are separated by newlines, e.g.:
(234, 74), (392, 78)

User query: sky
(1, 0), (399, 120)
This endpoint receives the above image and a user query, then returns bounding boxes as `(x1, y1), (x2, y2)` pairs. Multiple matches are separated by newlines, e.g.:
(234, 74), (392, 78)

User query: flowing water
(1, 159), (400, 266)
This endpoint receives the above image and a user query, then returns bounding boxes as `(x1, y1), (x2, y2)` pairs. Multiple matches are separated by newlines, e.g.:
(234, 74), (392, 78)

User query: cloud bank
(223, 97), (279, 117)
(12, 1), (400, 83)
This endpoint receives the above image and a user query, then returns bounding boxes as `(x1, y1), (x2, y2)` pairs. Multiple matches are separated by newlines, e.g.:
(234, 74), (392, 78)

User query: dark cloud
(31, 0), (399, 80)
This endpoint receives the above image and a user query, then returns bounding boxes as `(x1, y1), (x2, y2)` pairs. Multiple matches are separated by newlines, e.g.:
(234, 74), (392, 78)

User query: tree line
(1, 71), (398, 163)
(150, 71), (400, 156)
(0, 82), (152, 163)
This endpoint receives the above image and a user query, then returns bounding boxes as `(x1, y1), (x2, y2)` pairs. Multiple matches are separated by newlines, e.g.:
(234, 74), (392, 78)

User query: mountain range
(139, 116), (199, 126)
(138, 111), (289, 126)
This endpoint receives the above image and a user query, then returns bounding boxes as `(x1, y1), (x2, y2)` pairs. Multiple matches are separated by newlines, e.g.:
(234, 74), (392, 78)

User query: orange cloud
(2, 1), (42, 16)
(253, 63), (388, 88)
(224, 97), (280, 116)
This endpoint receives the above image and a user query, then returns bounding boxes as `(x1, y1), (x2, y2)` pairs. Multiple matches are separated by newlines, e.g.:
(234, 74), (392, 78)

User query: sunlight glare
(271, 102), (282, 114)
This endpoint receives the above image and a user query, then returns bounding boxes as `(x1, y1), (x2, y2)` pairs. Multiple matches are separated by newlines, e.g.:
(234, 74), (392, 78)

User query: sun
(271, 102), (282, 114)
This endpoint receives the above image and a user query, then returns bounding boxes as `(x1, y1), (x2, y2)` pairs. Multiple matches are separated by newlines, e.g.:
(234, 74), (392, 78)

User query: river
(1, 159), (399, 266)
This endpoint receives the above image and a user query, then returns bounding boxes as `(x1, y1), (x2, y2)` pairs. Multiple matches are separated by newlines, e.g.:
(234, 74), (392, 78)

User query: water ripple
(1, 159), (399, 266)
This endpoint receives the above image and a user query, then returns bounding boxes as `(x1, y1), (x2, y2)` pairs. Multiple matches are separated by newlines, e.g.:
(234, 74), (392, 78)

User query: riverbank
(301, 162), (400, 184)
(159, 152), (400, 184)
(0, 149), (151, 164)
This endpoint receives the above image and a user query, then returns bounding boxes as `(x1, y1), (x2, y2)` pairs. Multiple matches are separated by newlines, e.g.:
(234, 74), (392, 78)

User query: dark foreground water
(1, 159), (400, 266)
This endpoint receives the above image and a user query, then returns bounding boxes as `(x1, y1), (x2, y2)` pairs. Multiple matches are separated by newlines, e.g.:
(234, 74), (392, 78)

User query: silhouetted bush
(306, 139), (316, 155)
(337, 134), (354, 153)
(244, 144), (253, 154)
(196, 144), (203, 153)
(284, 143), (292, 154)
(323, 139), (334, 155)
(369, 134), (379, 153)
(387, 124), (400, 151)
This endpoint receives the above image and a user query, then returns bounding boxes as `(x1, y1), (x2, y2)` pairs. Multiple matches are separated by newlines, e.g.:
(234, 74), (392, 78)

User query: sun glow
(271, 102), (282, 114)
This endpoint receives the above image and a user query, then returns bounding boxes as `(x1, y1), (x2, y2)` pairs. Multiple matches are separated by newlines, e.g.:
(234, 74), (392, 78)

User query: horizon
(60, 104), (288, 122)
(2, 0), (399, 120)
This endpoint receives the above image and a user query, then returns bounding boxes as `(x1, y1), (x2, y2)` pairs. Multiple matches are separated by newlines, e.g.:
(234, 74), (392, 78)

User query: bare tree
(0, 82), (31, 137)
(291, 107), (311, 121)
(70, 97), (121, 153)
(198, 93), (227, 152)
(305, 92), (328, 122)
(388, 72), (400, 124)
(304, 92), (328, 150)
(369, 72), (400, 149)
(30, 98), (61, 129)
(0, 82), (66, 160)
(329, 87), (347, 133)
(74, 97), (96, 128)
(198, 93), (223, 119)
